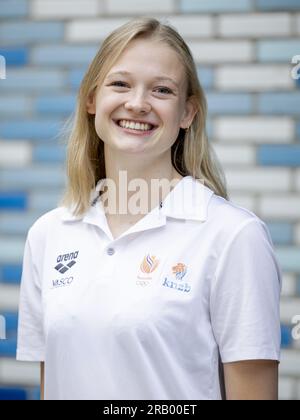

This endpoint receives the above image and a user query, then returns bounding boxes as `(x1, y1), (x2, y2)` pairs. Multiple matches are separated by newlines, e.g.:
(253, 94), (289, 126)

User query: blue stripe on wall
(0, 48), (28, 66)
(258, 145), (300, 167)
(0, 192), (27, 210)
(0, 265), (22, 284)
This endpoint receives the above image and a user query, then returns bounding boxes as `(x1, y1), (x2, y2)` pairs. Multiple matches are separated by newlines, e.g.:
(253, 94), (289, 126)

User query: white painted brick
(296, 14), (300, 35)
(31, 0), (102, 19)
(295, 169), (300, 191)
(281, 273), (297, 297)
(216, 65), (293, 91)
(214, 117), (294, 143)
(0, 237), (25, 263)
(213, 144), (255, 165)
(259, 196), (300, 219)
(0, 285), (20, 311)
(294, 338), (300, 351)
(189, 41), (253, 63)
(106, 0), (174, 14)
(279, 376), (296, 400)
(297, 380), (300, 400)
(66, 15), (214, 42)
(226, 168), (291, 192)
(227, 193), (256, 213)
(280, 298), (300, 324)
(164, 16), (213, 38)
(295, 223), (300, 246)
(0, 358), (39, 386)
(280, 350), (300, 377)
(219, 13), (291, 37)
(0, 141), (32, 167)
(66, 18), (129, 41)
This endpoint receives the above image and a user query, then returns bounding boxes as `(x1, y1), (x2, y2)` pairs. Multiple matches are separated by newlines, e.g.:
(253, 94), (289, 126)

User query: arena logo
(0, 315), (6, 340)
(0, 55), (6, 80)
(52, 277), (74, 289)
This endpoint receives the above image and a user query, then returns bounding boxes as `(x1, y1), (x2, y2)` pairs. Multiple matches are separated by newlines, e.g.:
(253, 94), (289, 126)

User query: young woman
(17, 17), (281, 400)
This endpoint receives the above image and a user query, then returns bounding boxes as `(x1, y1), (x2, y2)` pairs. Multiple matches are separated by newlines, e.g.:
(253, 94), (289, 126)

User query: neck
(101, 145), (183, 218)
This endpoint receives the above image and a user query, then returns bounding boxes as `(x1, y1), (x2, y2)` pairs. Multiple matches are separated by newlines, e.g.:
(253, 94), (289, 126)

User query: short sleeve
(210, 218), (282, 364)
(16, 230), (45, 361)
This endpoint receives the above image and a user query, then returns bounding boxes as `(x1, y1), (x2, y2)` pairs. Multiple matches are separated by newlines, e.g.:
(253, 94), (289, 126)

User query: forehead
(107, 39), (186, 88)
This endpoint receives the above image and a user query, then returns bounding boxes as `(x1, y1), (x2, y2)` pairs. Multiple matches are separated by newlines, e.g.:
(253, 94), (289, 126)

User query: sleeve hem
(220, 348), (281, 364)
(16, 348), (45, 362)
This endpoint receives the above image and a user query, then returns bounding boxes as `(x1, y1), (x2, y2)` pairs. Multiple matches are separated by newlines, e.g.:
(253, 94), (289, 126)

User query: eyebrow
(106, 71), (179, 89)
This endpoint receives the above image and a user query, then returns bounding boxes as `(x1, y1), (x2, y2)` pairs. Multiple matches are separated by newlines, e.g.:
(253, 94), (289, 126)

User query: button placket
(107, 247), (115, 256)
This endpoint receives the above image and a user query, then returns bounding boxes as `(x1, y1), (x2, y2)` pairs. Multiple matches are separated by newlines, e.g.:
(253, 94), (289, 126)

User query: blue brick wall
(0, 0), (28, 18)
(0, 0), (299, 401)
(257, 0), (300, 11)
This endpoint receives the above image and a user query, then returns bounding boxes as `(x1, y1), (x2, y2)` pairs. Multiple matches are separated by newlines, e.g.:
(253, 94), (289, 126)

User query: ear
(86, 90), (96, 115)
(180, 95), (198, 129)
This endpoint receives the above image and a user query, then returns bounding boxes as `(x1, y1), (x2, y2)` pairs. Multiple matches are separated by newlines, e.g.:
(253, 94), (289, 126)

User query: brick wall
(0, 0), (299, 400)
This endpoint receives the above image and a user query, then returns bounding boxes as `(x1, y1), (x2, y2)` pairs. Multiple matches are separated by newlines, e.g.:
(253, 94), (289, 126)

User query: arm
(40, 362), (44, 400)
(223, 360), (278, 400)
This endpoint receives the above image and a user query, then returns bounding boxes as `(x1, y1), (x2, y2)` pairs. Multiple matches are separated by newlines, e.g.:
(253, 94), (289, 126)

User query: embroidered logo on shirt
(136, 254), (160, 287)
(54, 251), (79, 274)
(162, 263), (191, 293)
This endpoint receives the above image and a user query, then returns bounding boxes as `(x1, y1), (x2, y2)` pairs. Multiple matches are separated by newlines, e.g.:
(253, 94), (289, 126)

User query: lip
(113, 119), (158, 137)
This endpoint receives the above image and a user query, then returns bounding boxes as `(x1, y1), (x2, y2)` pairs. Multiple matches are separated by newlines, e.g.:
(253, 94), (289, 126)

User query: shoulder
(206, 191), (272, 246)
(26, 207), (67, 244)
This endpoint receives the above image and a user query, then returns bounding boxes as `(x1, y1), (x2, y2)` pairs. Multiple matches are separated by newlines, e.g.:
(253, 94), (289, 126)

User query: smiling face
(86, 37), (197, 156)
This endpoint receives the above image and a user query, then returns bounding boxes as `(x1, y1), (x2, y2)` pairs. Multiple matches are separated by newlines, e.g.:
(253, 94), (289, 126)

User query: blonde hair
(60, 17), (228, 216)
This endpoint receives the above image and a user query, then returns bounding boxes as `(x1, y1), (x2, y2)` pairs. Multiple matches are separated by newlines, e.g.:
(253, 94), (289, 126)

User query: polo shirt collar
(61, 176), (214, 229)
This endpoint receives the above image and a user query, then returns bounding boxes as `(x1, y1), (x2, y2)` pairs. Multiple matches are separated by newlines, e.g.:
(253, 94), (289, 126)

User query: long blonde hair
(60, 17), (228, 216)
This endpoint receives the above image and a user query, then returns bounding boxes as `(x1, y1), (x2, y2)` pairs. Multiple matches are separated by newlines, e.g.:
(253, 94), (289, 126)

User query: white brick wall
(295, 223), (300, 245)
(226, 168), (291, 192)
(228, 193), (256, 212)
(280, 298), (300, 324)
(259, 196), (300, 219)
(296, 14), (300, 34)
(218, 13), (291, 37)
(31, 0), (103, 19)
(281, 273), (297, 297)
(215, 65), (293, 91)
(0, 141), (32, 167)
(214, 117), (294, 143)
(295, 169), (300, 191)
(188, 40), (253, 63)
(106, 0), (174, 14)
(0, 285), (20, 311)
(0, 359), (40, 386)
(280, 350), (300, 377)
(0, 238), (25, 263)
(1, 1), (299, 401)
(66, 18), (129, 41)
(279, 377), (296, 400)
(66, 16), (214, 41)
(213, 144), (256, 165)
(164, 16), (214, 38)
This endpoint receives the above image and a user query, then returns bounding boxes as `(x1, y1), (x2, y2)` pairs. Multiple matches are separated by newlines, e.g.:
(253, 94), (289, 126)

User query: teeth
(118, 120), (153, 131)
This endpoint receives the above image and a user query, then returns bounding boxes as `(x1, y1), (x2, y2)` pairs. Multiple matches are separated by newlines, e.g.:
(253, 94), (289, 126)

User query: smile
(113, 119), (158, 137)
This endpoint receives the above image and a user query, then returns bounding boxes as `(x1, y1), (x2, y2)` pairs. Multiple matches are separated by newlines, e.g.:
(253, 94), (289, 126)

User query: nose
(124, 89), (151, 114)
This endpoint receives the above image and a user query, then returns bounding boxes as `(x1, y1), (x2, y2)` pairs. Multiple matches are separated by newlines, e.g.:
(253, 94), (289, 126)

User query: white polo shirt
(17, 176), (281, 400)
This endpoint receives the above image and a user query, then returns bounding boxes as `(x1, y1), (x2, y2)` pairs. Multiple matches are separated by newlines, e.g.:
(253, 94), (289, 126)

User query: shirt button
(107, 247), (115, 256)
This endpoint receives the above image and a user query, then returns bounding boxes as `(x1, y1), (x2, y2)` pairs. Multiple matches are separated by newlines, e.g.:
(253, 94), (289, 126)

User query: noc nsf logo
(163, 263), (191, 293)
(136, 254), (160, 287)
(136, 256), (191, 293)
